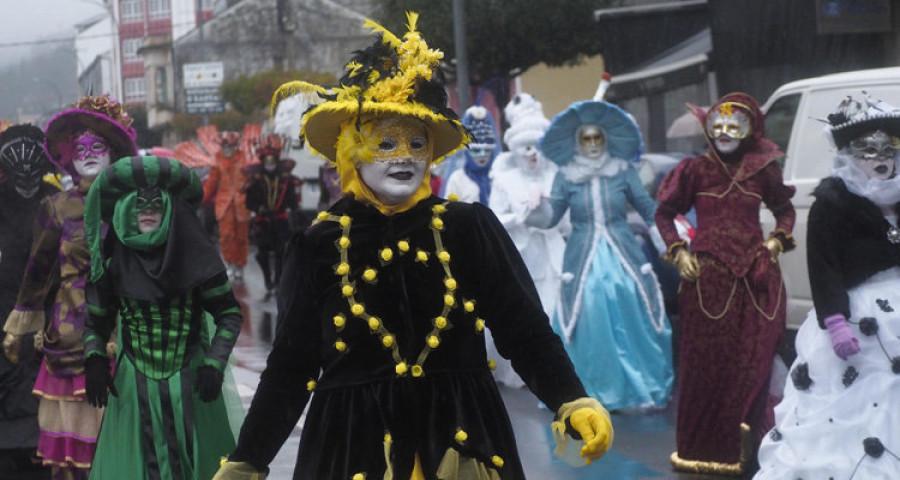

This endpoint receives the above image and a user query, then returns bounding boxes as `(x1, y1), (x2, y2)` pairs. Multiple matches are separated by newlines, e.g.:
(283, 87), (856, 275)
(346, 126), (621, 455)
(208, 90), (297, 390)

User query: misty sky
(0, 0), (106, 66)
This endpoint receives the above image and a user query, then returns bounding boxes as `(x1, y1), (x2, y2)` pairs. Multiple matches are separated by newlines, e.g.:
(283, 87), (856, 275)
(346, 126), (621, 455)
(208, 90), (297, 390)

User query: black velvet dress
(230, 195), (588, 480)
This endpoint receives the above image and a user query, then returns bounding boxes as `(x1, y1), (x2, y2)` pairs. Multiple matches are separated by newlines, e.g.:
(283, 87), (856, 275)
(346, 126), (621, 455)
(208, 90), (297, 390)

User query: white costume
(485, 94), (567, 388)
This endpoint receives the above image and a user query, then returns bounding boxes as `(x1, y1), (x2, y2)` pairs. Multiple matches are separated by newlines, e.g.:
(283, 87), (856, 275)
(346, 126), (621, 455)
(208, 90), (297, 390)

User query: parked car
(760, 66), (900, 330)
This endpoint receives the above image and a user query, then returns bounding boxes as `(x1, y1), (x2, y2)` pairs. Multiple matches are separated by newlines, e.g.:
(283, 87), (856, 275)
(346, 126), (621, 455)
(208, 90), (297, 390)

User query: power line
(0, 20), (209, 49)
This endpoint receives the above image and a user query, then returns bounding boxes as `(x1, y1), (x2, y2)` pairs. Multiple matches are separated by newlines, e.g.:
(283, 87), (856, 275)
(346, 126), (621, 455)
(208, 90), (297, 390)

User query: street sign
(184, 61), (225, 114)
(184, 62), (224, 88)
(185, 86), (224, 114)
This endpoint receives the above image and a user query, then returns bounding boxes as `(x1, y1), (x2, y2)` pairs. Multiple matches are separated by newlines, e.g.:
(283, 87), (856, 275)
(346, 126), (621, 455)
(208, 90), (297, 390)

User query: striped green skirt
(88, 350), (239, 480)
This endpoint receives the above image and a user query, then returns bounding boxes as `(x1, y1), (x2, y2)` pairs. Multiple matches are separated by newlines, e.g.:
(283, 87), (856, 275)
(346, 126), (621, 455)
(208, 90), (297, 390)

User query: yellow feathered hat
(271, 12), (469, 166)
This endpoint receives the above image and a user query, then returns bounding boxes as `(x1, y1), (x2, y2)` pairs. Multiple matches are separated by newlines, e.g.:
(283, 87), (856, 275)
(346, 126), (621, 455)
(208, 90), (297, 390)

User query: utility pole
(197, 0), (209, 126)
(452, 0), (470, 112)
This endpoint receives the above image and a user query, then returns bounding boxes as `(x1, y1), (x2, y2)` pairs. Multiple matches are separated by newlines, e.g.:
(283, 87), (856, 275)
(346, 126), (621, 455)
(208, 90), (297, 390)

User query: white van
(760, 67), (900, 330)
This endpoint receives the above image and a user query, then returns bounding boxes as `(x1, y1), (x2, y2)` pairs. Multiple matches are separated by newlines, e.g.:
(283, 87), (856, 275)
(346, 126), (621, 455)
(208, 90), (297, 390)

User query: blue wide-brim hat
(539, 100), (643, 166)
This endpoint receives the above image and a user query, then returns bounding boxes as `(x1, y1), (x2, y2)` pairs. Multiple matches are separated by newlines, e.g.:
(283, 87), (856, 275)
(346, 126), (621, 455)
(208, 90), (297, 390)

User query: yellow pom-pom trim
(438, 251), (451, 263)
(363, 268), (377, 282)
(395, 362), (408, 375)
(336, 262), (350, 275)
(342, 285), (354, 297)
(444, 277), (457, 291)
(339, 236), (351, 248)
(352, 474), (365, 480)
(464, 301), (475, 312)
(307, 380), (316, 391)
(448, 193), (459, 202)
(416, 250), (429, 263)
(444, 294), (455, 307)
(333, 314), (346, 328)
(339, 215), (351, 227)
(427, 335), (439, 348)
(432, 217), (444, 230)
(317, 211), (329, 221)
(380, 248), (394, 262)
(368, 317), (381, 330)
(335, 340), (347, 352)
(488, 359), (496, 370)
(435, 316), (447, 329)
(475, 318), (485, 332)
(433, 204), (446, 214)
(492, 456), (504, 468)
(455, 429), (468, 444)
(411, 365), (423, 377)
(351, 303), (365, 316)
(382, 335), (395, 348)
(397, 240), (410, 252)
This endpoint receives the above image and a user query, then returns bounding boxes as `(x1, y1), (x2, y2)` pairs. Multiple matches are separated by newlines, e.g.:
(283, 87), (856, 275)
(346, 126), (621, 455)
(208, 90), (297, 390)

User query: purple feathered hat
(44, 95), (138, 177)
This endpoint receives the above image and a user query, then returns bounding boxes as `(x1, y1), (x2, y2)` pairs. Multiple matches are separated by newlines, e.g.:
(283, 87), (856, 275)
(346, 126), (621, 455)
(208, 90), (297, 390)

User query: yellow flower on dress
(464, 301), (475, 312)
(438, 251), (451, 263)
(336, 262), (350, 275)
(412, 365), (423, 377)
(434, 316), (447, 329)
(397, 240), (410, 252)
(306, 380), (317, 391)
(363, 268), (377, 282)
(395, 362), (408, 375)
(351, 304), (365, 316)
(382, 335), (395, 348)
(455, 430), (468, 444)
(335, 340), (347, 352)
(333, 314), (346, 328)
(380, 248), (394, 262)
(339, 215), (351, 227)
(475, 318), (485, 332)
(427, 335), (439, 348)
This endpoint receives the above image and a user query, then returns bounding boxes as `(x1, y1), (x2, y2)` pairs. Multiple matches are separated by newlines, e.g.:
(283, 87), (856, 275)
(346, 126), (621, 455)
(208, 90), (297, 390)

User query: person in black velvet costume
(0, 124), (56, 477)
(213, 12), (613, 480)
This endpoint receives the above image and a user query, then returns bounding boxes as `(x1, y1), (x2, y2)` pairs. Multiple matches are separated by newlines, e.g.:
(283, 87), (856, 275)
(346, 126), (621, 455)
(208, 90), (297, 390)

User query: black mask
(136, 186), (164, 213)
(0, 134), (50, 199)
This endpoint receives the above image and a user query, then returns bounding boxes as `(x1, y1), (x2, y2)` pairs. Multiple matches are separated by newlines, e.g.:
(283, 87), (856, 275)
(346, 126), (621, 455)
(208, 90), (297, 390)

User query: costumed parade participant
(0, 124), (57, 475)
(203, 131), (251, 281)
(242, 135), (301, 297)
(444, 105), (501, 204)
(655, 93), (796, 475)
(317, 162), (344, 210)
(755, 95), (900, 478)
(214, 13), (612, 480)
(2, 95), (138, 480)
(527, 99), (673, 412)
(82, 156), (243, 480)
(485, 93), (563, 389)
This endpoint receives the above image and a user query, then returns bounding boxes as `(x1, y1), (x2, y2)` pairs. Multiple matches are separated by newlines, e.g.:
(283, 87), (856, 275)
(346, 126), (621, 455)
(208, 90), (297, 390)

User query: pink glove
(824, 314), (860, 360)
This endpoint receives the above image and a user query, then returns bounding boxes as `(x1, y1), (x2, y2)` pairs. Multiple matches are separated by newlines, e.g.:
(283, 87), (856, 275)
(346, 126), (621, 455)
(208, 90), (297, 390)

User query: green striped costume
(82, 157), (243, 480)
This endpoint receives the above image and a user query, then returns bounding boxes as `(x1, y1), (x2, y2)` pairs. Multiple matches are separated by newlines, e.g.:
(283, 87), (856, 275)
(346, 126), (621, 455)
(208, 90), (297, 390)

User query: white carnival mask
(850, 130), (898, 180)
(706, 104), (752, 154)
(358, 116), (432, 205)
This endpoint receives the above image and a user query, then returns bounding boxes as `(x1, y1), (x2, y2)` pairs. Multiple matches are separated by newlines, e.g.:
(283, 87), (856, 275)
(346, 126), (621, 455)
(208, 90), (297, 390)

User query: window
(125, 77), (146, 102)
(120, 0), (143, 23)
(148, 0), (171, 19)
(763, 93), (801, 169)
(155, 67), (168, 104)
(122, 38), (143, 61)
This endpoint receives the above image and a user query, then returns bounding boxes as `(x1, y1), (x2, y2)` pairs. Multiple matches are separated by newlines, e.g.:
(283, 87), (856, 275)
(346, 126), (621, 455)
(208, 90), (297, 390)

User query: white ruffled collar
(832, 153), (900, 209)
(560, 152), (629, 183)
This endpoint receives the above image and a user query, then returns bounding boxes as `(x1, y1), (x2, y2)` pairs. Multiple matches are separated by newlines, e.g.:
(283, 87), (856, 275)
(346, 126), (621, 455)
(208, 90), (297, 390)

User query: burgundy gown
(655, 144), (795, 472)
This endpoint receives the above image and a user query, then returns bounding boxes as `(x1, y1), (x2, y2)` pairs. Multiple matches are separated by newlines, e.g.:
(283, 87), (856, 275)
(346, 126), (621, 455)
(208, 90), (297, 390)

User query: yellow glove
(212, 460), (266, 480)
(552, 397), (614, 467)
(3, 333), (22, 364)
(569, 407), (613, 464)
(672, 248), (700, 282)
(763, 237), (783, 264)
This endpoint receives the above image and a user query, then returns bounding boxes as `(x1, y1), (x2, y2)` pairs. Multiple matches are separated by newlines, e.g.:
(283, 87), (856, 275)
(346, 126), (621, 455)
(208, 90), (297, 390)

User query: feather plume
(271, 81), (329, 117)
(363, 18), (402, 49)
(406, 11), (419, 33)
